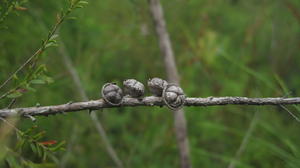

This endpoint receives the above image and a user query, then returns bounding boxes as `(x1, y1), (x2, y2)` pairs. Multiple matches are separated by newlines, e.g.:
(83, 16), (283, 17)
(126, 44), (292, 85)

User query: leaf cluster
(4, 125), (65, 168)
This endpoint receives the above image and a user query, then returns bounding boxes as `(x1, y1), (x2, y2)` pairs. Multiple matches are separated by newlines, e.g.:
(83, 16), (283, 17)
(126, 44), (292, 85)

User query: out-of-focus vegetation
(0, 0), (300, 167)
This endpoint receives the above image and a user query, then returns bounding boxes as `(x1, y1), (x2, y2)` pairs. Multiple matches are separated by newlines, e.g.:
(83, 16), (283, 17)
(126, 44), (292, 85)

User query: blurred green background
(1, 0), (300, 167)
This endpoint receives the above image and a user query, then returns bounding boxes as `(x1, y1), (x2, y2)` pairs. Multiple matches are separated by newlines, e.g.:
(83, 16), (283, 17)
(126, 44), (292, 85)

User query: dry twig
(1, 96), (300, 118)
(148, 0), (191, 167)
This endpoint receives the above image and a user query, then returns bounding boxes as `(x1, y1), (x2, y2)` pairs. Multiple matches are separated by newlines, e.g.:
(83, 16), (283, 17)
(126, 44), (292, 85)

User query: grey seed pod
(101, 83), (123, 105)
(162, 83), (186, 110)
(148, 77), (168, 96)
(123, 79), (145, 98)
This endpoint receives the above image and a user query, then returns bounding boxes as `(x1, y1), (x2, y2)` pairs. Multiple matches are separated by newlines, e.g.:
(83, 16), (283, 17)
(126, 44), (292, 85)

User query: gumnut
(101, 83), (123, 105)
(162, 83), (186, 110)
(148, 77), (168, 96)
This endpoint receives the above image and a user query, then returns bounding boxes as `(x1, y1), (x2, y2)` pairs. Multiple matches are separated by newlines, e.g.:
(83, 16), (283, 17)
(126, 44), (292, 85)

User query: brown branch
(1, 96), (300, 118)
(148, 0), (191, 167)
(59, 41), (124, 168)
(26, 9), (123, 168)
(284, 0), (300, 25)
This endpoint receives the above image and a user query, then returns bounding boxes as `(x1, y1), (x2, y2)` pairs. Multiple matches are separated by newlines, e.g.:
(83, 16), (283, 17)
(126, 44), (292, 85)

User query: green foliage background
(1, 0), (300, 167)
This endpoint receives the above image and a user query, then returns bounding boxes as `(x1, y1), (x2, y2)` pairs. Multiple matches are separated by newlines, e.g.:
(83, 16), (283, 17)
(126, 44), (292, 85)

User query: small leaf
(75, 5), (83, 8)
(15, 139), (25, 150)
(13, 74), (18, 80)
(67, 16), (77, 20)
(49, 141), (66, 151)
(35, 64), (47, 74)
(15, 6), (27, 11)
(49, 34), (59, 41)
(56, 13), (61, 22)
(45, 42), (58, 49)
(42, 149), (47, 161)
(48, 39), (57, 44)
(23, 125), (37, 135)
(37, 144), (42, 157)
(78, 1), (88, 5)
(40, 75), (54, 84)
(7, 91), (22, 98)
(16, 88), (28, 93)
(33, 131), (46, 140)
(28, 162), (56, 168)
(39, 140), (57, 146)
(30, 143), (37, 154)
(30, 79), (46, 85)
(25, 85), (36, 92)
(5, 156), (19, 168)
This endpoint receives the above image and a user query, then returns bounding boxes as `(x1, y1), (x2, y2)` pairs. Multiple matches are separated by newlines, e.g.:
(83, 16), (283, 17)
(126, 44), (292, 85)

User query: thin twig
(227, 111), (259, 168)
(0, 117), (19, 160)
(0, 0), (81, 95)
(0, 117), (60, 162)
(0, 117), (22, 134)
(284, 0), (300, 25)
(280, 105), (300, 123)
(59, 41), (124, 168)
(59, 125), (78, 168)
(6, 99), (17, 109)
(0, 49), (41, 92)
(1, 96), (300, 118)
(148, 0), (191, 167)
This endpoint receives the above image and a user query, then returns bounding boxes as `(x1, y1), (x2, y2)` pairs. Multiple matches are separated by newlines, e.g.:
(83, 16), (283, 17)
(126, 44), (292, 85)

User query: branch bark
(1, 96), (300, 118)
(148, 0), (191, 167)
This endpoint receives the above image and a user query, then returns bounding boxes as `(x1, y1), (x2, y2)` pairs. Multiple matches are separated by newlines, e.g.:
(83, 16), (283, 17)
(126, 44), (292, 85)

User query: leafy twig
(0, 0), (88, 100)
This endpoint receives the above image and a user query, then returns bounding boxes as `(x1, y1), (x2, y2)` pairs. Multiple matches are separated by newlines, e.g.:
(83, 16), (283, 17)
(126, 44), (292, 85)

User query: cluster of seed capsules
(101, 78), (186, 110)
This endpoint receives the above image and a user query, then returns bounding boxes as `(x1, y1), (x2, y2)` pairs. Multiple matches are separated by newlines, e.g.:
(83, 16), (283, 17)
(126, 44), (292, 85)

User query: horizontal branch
(0, 96), (300, 118)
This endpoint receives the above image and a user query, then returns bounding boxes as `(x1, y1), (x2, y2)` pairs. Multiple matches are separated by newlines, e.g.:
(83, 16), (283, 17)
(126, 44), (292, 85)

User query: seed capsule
(101, 83), (123, 105)
(162, 83), (186, 110)
(147, 77), (168, 96)
(123, 79), (145, 98)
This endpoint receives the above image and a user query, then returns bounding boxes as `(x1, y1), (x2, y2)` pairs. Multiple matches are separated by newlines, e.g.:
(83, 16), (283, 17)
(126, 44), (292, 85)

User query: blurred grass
(0, 0), (300, 167)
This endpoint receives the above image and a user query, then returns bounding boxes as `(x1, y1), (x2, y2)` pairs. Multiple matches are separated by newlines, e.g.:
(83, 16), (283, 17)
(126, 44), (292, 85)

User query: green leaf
(40, 75), (54, 84)
(23, 125), (37, 135)
(75, 5), (83, 8)
(45, 42), (58, 49)
(78, 1), (88, 5)
(7, 91), (22, 98)
(36, 144), (42, 157)
(13, 74), (18, 80)
(25, 85), (36, 92)
(5, 156), (20, 168)
(30, 143), (37, 154)
(42, 149), (47, 161)
(48, 39), (57, 44)
(67, 16), (77, 20)
(30, 79), (46, 85)
(27, 162), (56, 168)
(15, 139), (25, 150)
(49, 34), (59, 41)
(33, 131), (45, 140)
(49, 141), (66, 152)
